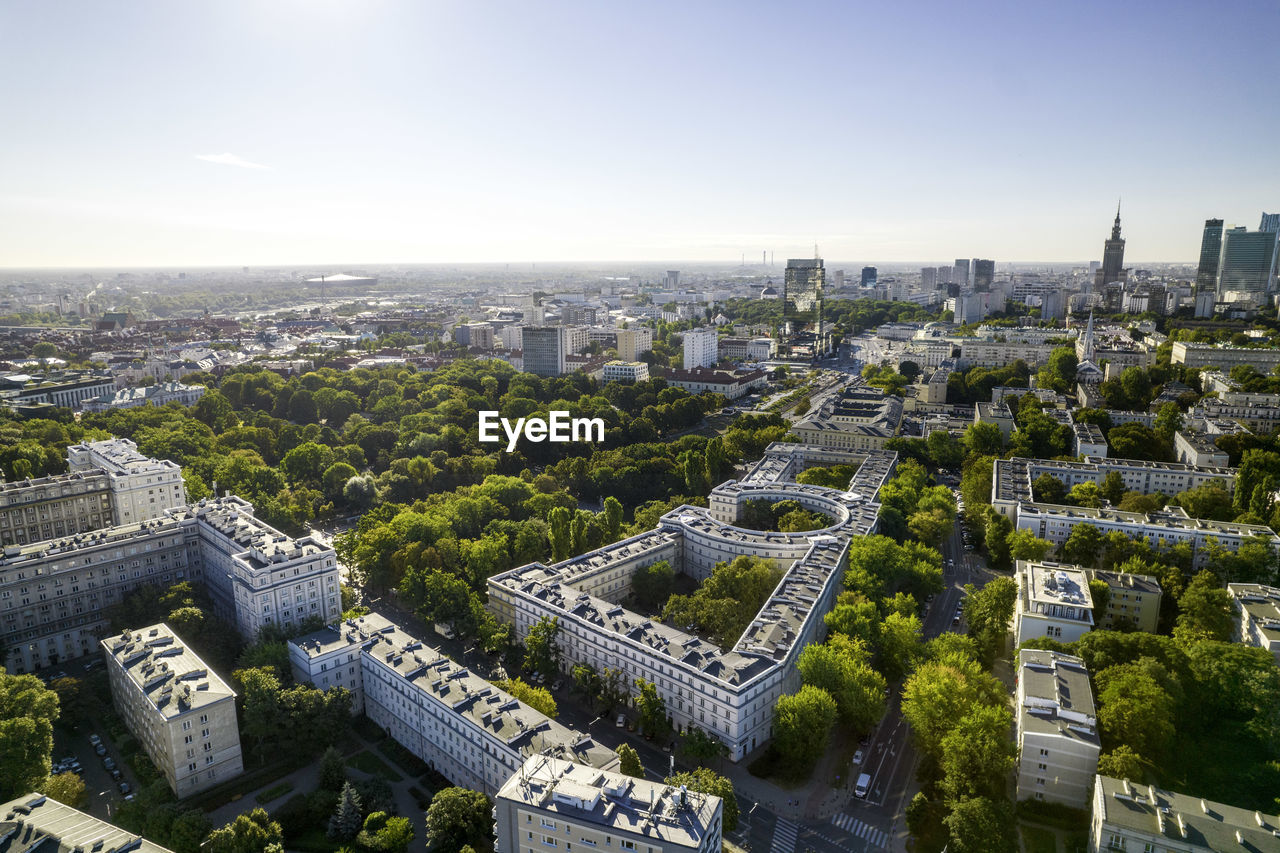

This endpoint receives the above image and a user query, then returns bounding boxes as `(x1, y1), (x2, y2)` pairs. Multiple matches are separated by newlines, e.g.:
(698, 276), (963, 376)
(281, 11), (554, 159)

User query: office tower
(665, 270), (681, 289)
(1215, 226), (1280, 299)
(953, 258), (970, 289)
(682, 326), (718, 369)
(921, 267), (937, 290)
(1261, 212), (1280, 233)
(860, 266), (877, 287)
(784, 257), (824, 332)
(1195, 218), (1224, 295)
(1095, 204), (1126, 288)
(522, 326), (566, 377)
(454, 322), (494, 349)
(973, 259), (995, 291)
(615, 327), (653, 362)
(833, 269), (845, 288)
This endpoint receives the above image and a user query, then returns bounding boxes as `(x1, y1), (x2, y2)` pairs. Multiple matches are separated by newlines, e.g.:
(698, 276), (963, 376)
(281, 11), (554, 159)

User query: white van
(854, 773), (872, 799)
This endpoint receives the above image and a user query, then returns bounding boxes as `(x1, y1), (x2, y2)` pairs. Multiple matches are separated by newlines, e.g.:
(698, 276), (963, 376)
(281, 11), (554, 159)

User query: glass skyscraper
(784, 257), (824, 330)
(1215, 226), (1279, 299)
(1195, 218), (1224, 295)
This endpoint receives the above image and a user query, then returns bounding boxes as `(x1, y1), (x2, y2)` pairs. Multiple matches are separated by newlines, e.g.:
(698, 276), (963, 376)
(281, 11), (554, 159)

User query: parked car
(94, 744), (107, 757)
(102, 757), (116, 771)
(110, 769), (122, 782)
(616, 714), (625, 728)
(88, 734), (102, 746)
(852, 748), (864, 766)
(118, 782), (131, 795)
(551, 679), (563, 692)
(855, 773), (872, 799)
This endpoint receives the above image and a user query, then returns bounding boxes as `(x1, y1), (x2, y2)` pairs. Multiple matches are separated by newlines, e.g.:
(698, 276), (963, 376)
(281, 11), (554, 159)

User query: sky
(2, 0), (1278, 268)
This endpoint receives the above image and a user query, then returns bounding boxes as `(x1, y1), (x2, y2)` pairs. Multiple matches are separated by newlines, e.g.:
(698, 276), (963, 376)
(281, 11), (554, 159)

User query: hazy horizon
(3, 1), (1277, 268)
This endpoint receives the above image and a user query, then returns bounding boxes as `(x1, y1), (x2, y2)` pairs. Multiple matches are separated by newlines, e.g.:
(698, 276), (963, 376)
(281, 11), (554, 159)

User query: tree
(523, 616), (561, 677)
(679, 725), (729, 764)
(498, 678), (557, 717)
(797, 635), (886, 732)
(425, 788), (491, 852)
(1031, 473), (1067, 504)
(1066, 481), (1104, 508)
(1108, 423), (1163, 461)
(616, 743), (644, 778)
(1089, 578), (1111, 625)
(1095, 662), (1177, 761)
(1100, 470), (1127, 505)
(1007, 529), (1053, 562)
(908, 507), (952, 548)
(1061, 523), (1104, 567)
(237, 667), (282, 758)
(206, 809), (284, 853)
(962, 422), (1003, 459)
(926, 431), (964, 469)
(1097, 745), (1146, 781)
(666, 767), (739, 831)
(1173, 481), (1235, 521)
(631, 559), (675, 610)
(634, 678), (668, 736)
(879, 612), (924, 680)
(902, 653), (1005, 757)
(772, 685), (837, 771)
(548, 506), (573, 562)
(319, 745), (346, 792)
(962, 577), (1017, 665)
(41, 771), (86, 807)
(356, 812), (414, 853)
(938, 705), (1017, 803)
(328, 782), (364, 841)
(983, 511), (1014, 571)
(944, 796), (1017, 853)
(602, 496), (624, 541)
(1174, 571), (1234, 642)
(0, 671), (60, 801)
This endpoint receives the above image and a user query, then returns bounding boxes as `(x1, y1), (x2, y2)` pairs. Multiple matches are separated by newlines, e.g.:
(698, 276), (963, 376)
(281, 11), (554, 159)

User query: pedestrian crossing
(770, 817), (799, 853)
(832, 813), (889, 848)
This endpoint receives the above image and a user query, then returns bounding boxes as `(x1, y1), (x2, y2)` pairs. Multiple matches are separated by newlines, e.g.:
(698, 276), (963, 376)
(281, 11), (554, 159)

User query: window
(540, 836), (557, 847)
(182, 720), (192, 731)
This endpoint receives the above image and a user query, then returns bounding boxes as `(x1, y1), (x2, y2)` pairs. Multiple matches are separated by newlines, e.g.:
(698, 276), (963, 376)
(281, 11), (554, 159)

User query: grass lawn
(347, 749), (404, 782)
(1020, 824), (1058, 853)
(254, 781), (294, 805)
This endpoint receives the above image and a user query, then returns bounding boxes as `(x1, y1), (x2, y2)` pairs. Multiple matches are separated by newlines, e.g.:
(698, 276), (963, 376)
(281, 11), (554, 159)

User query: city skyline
(2, 0), (1279, 267)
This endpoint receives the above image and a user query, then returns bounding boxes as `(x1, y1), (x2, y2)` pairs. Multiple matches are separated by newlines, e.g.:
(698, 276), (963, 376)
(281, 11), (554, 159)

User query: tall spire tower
(1095, 202), (1127, 289)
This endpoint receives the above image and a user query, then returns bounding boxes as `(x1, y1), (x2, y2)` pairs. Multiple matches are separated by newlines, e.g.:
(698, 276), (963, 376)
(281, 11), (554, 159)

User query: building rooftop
(1228, 583), (1280, 647)
(497, 755), (721, 849)
(1017, 649), (1098, 746)
(1094, 775), (1280, 851)
(1020, 561), (1094, 625)
(68, 437), (181, 476)
(102, 623), (236, 718)
(0, 793), (174, 853)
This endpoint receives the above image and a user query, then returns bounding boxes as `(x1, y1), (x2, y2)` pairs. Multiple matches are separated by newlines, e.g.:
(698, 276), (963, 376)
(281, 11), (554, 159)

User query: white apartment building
(1014, 561), (1095, 646)
(615, 327), (654, 362)
(81, 382), (207, 413)
(102, 623), (243, 797)
(494, 755), (723, 853)
(1090, 775), (1280, 852)
(67, 438), (187, 527)
(792, 387), (905, 452)
(1073, 423), (1108, 458)
(1015, 650), (1099, 807)
(682, 327), (718, 369)
(956, 339), (1060, 368)
(602, 361), (650, 384)
(1173, 430), (1230, 468)
(288, 613), (618, 796)
(1194, 397), (1280, 432)
(0, 793), (177, 853)
(1227, 583), (1280, 663)
(1170, 340), (1280, 370)
(488, 447), (890, 761)
(1, 496), (340, 673)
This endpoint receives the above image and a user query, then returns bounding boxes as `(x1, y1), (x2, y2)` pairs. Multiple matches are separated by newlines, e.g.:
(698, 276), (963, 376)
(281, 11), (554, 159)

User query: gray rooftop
(0, 794), (174, 853)
(1095, 775), (1280, 851)
(102, 623), (236, 718)
(1017, 649), (1098, 746)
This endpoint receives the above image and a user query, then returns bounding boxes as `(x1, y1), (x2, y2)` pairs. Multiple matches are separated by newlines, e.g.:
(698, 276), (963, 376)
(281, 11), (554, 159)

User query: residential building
(957, 339), (1060, 368)
(953, 258), (970, 289)
(615, 327), (654, 362)
(102, 623), (243, 797)
(1174, 431), (1229, 468)
(1073, 423), (1108, 458)
(1194, 396), (1280, 432)
(488, 446), (890, 761)
(1015, 650), (1099, 807)
(975, 401), (1016, 439)
(1171, 341), (1280, 370)
(0, 792), (176, 853)
(1085, 569), (1162, 633)
(791, 386), (904, 452)
(499, 324), (525, 351)
(1013, 561), (1095, 646)
(664, 367), (766, 400)
(0, 371), (116, 411)
(454, 322), (495, 350)
(81, 381), (207, 413)
(602, 361), (650, 384)
(522, 326), (567, 377)
(1089, 775), (1280, 853)
(1227, 583), (1280, 663)
(682, 327), (718, 369)
(1, 495), (340, 673)
(288, 613), (618, 796)
(494, 755), (723, 853)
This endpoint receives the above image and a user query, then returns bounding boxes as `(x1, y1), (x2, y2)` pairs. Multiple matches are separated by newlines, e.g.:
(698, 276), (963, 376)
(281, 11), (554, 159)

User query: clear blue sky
(2, 0), (1277, 267)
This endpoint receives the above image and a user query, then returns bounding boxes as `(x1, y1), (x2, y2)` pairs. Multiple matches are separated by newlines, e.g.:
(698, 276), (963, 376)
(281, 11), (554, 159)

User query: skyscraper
(1215, 226), (1279, 300)
(784, 257), (824, 332)
(1095, 204), (1126, 288)
(1195, 219), (1224, 295)
(921, 267), (937, 290)
(1261, 212), (1280, 233)
(953, 259), (970, 290)
(973, 259), (995, 291)
(522, 326), (566, 377)
(682, 327), (718, 369)
(860, 266), (877, 287)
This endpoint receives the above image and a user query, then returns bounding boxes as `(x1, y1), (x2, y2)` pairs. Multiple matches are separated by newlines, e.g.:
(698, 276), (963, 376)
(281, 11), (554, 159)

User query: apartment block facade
(1015, 650), (1099, 807)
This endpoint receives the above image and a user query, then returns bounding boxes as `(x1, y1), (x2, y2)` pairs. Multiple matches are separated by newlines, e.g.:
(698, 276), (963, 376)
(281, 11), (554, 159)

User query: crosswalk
(769, 817), (799, 853)
(832, 813), (889, 848)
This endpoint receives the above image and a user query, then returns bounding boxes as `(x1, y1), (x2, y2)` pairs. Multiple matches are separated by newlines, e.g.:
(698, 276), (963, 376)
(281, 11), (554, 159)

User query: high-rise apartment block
(1194, 218), (1224, 295)
(522, 326), (567, 377)
(494, 755), (724, 853)
(614, 327), (653, 362)
(103, 623), (243, 797)
(953, 258), (970, 289)
(682, 327), (718, 369)
(1014, 649), (1099, 806)
(455, 322), (495, 350)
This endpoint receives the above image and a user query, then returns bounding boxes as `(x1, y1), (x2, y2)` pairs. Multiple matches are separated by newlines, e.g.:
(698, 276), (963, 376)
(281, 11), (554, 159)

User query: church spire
(1082, 309), (1096, 361)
